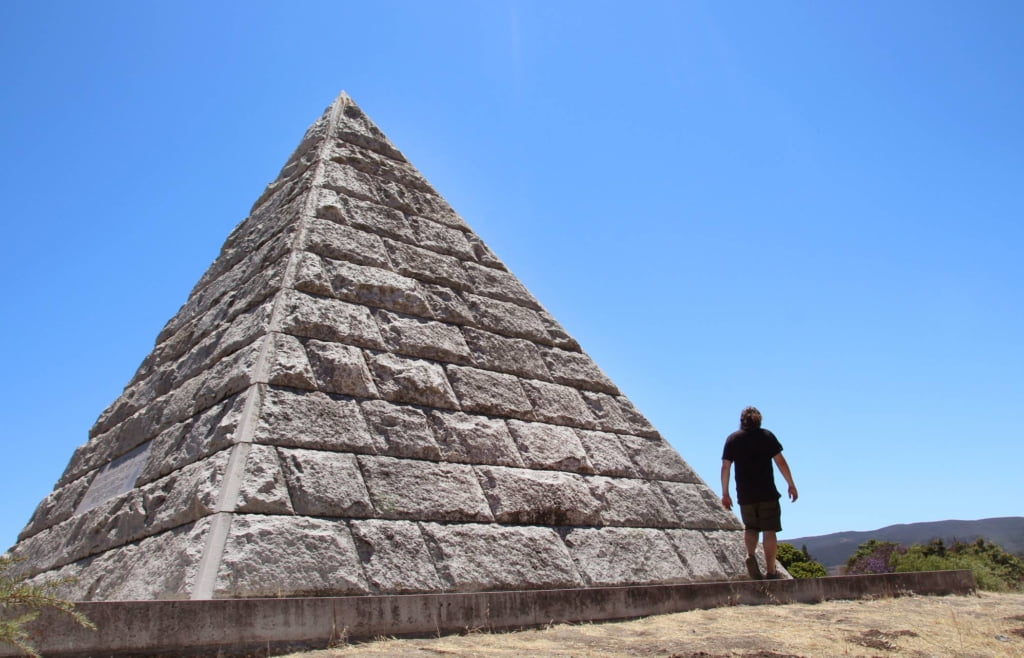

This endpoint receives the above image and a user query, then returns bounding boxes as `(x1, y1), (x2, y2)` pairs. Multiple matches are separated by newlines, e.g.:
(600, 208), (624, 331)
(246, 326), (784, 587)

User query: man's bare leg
(763, 531), (778, 575)
(744, 529), (762, 579)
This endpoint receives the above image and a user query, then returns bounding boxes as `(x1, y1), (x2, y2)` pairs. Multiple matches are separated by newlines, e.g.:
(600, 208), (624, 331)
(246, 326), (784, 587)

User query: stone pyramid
(9, 92), (748, 601)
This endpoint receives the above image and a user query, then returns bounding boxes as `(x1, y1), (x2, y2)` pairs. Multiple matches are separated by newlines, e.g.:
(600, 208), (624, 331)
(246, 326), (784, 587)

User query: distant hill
(784, 516), (1024, 569)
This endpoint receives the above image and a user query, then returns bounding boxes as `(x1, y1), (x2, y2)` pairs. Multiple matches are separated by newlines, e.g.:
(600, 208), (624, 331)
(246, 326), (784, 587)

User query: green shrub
(0, 555), (94, 658)
(776, 542), (828, 579)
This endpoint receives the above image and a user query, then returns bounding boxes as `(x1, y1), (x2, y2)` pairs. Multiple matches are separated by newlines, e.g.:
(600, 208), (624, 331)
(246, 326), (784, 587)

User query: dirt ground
(288, 591), (1024, 657)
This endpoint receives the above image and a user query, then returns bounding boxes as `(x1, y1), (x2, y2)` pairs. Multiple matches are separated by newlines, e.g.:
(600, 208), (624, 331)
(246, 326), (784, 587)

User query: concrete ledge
(5, 571), (975, 657)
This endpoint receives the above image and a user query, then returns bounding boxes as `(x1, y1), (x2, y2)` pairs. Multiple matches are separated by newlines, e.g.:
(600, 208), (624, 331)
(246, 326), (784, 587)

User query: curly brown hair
(740, 406), (762, 430)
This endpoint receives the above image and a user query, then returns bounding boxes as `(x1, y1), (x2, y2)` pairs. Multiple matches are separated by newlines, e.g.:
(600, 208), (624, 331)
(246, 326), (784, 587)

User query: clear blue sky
(1, 1), (1021, 552)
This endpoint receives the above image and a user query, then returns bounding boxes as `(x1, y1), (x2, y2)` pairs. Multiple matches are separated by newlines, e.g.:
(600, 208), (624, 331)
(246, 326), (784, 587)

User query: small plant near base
(776, 542), (828, 578)
(0, 554), (95, 658)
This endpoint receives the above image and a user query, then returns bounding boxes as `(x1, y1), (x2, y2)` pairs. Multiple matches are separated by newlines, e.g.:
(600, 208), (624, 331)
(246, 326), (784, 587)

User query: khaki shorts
(739, 500), (782, 532)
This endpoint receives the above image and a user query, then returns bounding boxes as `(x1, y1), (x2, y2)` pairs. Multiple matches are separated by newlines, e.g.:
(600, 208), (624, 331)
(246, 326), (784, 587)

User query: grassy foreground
(289, 591), (1024, 657)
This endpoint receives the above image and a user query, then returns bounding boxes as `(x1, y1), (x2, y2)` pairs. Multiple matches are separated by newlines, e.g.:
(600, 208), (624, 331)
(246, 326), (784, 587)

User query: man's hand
(721, 493), (733, 511)
(788, 485), (798, 502)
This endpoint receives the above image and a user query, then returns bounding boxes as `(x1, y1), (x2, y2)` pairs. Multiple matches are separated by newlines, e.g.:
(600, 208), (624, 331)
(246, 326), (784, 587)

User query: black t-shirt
(722, 428), (783, 505)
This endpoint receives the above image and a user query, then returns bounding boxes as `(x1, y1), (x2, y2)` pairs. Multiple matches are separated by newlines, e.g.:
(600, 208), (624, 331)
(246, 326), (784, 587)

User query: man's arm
(773, 453), (798, 502)
(720, 459), (733, 510)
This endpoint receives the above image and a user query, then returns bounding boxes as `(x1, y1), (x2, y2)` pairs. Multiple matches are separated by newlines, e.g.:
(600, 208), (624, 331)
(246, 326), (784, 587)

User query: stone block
(573, 429), (638, 478)
(579, 391), (631, 433)
(302, 217), (391, 268)
(18, 473), (94, 541)
(539, 347), (618, 394)
(446, 366), (533, 417)
(265, 333), (316, 390)
(665, 529), (730, 582)
(234, 444), (294, 515)
(420, 522), (582, 591)
(366, 352), (459, 409)
(323, 257), (431, 317)
(349, 519), (443, 593)
(520, 379), (595, 427)
(587, 475), (679, 527)
(427, 411), (524, 467)
(314, 188), (414, 242)
(463, 262), (538, 308)
(701, 529), (755, 579)
(657, 481), (744, 530)
(618, 434), (700, 483)
(461, 327), (551, 380)
(358, 455), (493, 522)
(215, 514), (369, 597)
(538, 309), (580, 351)
(464, 232), (505, 269)
(385, 239), (470, 290)
(291, 251), (333, 297)
(359, 400), (442, 460)
(137, 391), (247, 485)
(408, 216), (474, 260)
(505, 420), (594, 473)
(277, 289), (385, 349)
(253, 386), (382, 454)
(475, 466), (602, 526)
(375, 309), (472, 364)
(422, 284), (473, 325)
(277, 447), (374, 518)
(564, 527), (690, 587)
(304, 339), (379, 397)
(463, 293), (551, 344)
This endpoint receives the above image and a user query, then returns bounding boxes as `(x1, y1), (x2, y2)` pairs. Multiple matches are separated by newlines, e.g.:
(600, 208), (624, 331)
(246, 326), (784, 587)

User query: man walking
(720, 406), (798, 579)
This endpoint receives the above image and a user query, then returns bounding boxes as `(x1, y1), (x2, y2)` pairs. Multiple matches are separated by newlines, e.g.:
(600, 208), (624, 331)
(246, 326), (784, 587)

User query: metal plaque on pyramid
(8, 93), (747, 600)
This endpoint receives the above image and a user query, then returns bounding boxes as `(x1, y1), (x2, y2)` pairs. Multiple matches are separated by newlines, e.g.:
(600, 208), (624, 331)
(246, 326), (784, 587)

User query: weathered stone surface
(140, 449), (229, 536)
(463, 293), (551, 343)
(427, 411), (524, 467)
(253, 386), (382, 454)
(291, 251), (333, 297)
(385, 239), (470, 290)
(322, 257), (431, 317)
(573, 430), (638, 478)
(303, 217), (391, 268)
(304, 339), (379, 397)
(613, 395), (660, 438)
(580, 391), (631, 434)
(215, 515), (369, 597)
(315, 188), (415, 242)
(359, 400), (441, 460)
(702, 529), (759, 579)
(421, 522), (582, 591)
(520, 379), (595, 427)
(421, 284), (474, 324)
(665, 529), (730, 581)
(234, 444), (294, 515)
(408, 216), (474, 260)
(277, 289), (385, 349)
(375, 310), (472, 364)
(505, 420), (594, 473)
(587, 475), (679, 528)
(446, 366), (533, 417)
(277, 447), (373, 517)
(137, 391), (247, 485)
(475, 466), (601, 525)
(564, 527), (690, 586)
(461, 327), (551, 380)
(618, 434), (700, 483)
(540, 347), (618, 394)
(463, 262), (538, 308)
(18, 473), (94, 541)
(358, 455), (493, 522)
(264, 333), (316, 390)
(349, 519), (443, 593)
(366, 352), (459, 409)
(538, 309), (580, 351)
(657, 481), (743, 530)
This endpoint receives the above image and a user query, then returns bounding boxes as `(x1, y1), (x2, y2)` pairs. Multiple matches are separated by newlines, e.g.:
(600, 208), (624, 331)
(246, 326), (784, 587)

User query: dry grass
(288, 591), (1024, 657)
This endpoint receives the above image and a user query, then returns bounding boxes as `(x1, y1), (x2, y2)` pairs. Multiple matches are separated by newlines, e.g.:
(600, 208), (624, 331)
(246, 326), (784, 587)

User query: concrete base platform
(5, 571), (975, 657)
